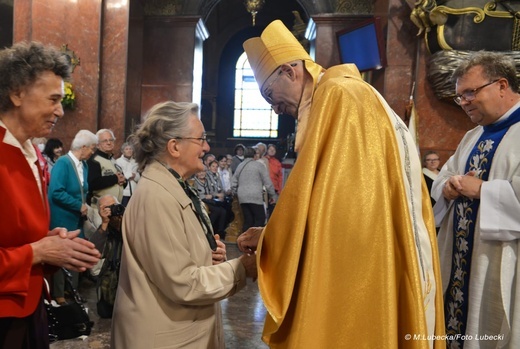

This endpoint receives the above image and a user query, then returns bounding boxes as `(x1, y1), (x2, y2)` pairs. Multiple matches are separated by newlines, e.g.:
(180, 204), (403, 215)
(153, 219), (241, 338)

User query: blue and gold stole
(445, 107), (520, 347)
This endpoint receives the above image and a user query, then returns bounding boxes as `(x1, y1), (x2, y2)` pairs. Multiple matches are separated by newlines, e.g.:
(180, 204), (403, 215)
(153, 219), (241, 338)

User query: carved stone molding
(335, 0), (374, 14)
(144, 0), (331, 19)
(143, 0), (183, 16)
(428, 50), (520, 101)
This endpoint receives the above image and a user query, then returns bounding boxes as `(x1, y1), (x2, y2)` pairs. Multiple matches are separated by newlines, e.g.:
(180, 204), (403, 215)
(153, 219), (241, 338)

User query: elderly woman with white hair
(48, 129), (98, 305)
(111, 101), (257, 349)
(115, 142), (140, 206)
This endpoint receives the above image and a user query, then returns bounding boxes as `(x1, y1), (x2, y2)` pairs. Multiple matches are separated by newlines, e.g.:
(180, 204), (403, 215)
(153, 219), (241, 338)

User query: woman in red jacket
(0, 42), (100, 349)
(266, 144), (282, 194)
(265, 144), (282, 219)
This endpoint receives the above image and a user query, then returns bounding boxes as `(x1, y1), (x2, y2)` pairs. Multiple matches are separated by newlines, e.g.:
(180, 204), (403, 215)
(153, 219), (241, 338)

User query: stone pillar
(140, 16), (208, 114)
(13, 0), (104, 149)
(98, 0), (131, 150)
(12, 0), (131, 153)
(378, 0), (414, 122)
(307, 14), (375, 69)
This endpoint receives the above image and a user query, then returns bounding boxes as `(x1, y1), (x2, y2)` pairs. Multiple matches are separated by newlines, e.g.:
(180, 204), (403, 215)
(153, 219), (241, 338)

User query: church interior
(1, 0), (505, 165)
(2, 0), (519, 347)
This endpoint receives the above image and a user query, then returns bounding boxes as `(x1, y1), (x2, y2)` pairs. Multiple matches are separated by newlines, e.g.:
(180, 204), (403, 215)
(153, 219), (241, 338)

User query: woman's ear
(9, 89), (24, 107)
(167, 139), (181, 159)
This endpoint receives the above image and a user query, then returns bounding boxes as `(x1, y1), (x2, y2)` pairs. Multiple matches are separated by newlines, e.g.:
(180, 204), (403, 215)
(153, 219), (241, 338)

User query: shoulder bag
(44, 269), (94, 342)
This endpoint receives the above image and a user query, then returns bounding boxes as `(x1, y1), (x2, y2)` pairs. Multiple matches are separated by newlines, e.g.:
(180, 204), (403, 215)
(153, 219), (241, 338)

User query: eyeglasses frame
(176, 134), (208, 145)
(453, 79), (500, 105)
(99, 138), (115, 144)
(262, 70), (283, 105)
(261, 63), (298, 105)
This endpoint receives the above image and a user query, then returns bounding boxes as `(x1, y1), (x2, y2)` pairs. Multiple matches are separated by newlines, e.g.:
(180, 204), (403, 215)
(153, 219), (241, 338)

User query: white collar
(0, 119), (37, 164)
(68, 151), (82, 167)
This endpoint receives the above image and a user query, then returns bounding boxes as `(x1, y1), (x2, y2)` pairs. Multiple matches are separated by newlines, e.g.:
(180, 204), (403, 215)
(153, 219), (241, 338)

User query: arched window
(234, 52), (278, 138)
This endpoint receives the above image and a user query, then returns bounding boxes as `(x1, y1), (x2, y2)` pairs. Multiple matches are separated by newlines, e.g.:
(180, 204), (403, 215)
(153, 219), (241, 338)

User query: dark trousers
(0, 295), (49, 349)
(206, 201), (228, 239)
(267, 203), (276, 221)
(52, 269), (79, 299)
(241, 203), (266, 232)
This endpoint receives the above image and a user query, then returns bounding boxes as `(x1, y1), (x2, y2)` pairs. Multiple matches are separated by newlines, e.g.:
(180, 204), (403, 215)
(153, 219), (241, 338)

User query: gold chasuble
(256, 64), (445, 348)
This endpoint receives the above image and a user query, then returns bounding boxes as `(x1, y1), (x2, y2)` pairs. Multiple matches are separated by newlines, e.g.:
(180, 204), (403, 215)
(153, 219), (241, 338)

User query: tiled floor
(50, 243), (268, 348)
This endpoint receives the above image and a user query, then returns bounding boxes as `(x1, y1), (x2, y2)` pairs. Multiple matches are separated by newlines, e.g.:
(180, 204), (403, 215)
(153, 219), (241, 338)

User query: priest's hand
(458, 171), (483, 199)
(237, 227), (263, 253)
(443, 175), (463, 201)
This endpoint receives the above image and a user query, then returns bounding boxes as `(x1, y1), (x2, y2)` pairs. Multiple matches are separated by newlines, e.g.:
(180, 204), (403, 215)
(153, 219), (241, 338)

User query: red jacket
(267, 155), (283, 193)
(0, 126), (50, 317)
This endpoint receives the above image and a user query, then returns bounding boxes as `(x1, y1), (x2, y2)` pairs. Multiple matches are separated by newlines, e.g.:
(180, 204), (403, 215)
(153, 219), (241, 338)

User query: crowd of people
(2, 20), (520, 349)
(0, 41), (272, 349)
(26, 127), (283, 312)
(192, 142), (282, 239)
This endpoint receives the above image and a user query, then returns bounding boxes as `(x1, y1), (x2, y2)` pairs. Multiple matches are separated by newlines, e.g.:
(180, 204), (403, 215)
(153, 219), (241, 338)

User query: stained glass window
(234, 52), (278, 138)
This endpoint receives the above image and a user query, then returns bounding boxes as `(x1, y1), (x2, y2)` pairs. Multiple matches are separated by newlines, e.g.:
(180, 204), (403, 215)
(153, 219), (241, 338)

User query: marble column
(306, 14), (388, 95)
(12, 0), (131, 152)
(307, 14), (375, 69)
(13, 0), (103, 149)
(98, 0), (131, 149)
(140, 16), (208, 115)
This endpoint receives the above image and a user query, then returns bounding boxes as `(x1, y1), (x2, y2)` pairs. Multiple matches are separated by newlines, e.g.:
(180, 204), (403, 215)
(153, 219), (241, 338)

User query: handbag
(44, 269), (94, 342)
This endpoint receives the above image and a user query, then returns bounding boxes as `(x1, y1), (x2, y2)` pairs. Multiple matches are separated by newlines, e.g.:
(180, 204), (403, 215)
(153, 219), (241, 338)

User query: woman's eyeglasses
(176, 135), (208, 145)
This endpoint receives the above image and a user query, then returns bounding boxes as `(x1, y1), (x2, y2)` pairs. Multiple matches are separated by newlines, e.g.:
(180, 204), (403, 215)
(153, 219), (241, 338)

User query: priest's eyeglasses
(176, 134), (208, 145)
(453, 79), (499, 105)
(262, 63), (298, 105)
(262, 70), (283, 105)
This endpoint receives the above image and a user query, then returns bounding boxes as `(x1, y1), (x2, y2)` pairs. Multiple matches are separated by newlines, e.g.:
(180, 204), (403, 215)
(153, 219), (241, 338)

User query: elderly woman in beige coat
(111, 101), (257, 349)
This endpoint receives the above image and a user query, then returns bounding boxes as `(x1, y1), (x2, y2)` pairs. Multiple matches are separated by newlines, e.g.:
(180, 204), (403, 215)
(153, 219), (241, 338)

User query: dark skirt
(0, 295), (49, 349)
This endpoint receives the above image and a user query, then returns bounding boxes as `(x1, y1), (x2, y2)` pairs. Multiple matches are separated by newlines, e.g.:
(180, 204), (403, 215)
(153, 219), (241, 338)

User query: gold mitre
(243, 20), (311, 88)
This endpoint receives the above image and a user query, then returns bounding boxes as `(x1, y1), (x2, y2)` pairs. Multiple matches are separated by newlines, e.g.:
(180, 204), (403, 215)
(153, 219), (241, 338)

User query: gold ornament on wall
(60, 44), (80, 73)
(143, 0), (182, 16)
(60, 44), (80, 110)
(244, 0), (265, 26)
(335, 0), (374, 14)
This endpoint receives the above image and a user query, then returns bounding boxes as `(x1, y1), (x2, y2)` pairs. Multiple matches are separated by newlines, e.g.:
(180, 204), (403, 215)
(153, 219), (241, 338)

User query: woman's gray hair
(0, 42), (71, 112)
(243, 147), (256, 159)
(70, 130), (98, 150)
(129, 101), (199, 172)
(120, 142), (133, 153)
(451, 51), (519, 93)
(255, 142), (267, 156)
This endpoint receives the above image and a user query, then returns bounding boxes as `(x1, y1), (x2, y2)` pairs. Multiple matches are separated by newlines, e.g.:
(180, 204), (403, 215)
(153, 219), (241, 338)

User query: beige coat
(111, 161), (246, 349)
